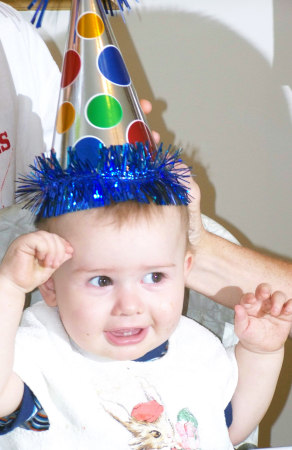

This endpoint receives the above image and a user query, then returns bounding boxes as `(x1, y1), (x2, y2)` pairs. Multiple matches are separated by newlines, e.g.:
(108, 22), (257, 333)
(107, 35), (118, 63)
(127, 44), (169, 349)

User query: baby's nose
(112, 288), (144, 316)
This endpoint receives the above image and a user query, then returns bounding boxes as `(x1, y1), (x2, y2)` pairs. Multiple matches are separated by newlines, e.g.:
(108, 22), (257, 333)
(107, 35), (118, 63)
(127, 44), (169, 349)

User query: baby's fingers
(240, 283), (273, 316)
(278, 298), (292, 318)
(234, 304), (249, 337)
(268, 290), (288, 317)
(34, 232), (73, 269)
(283, 300), (292, 338)
(240, 292), (263, 316)
(254, 283), (272, 302)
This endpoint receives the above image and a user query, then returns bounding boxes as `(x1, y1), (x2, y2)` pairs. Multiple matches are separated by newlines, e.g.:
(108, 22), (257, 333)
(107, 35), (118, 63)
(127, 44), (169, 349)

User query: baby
(0, 195), (291, 449)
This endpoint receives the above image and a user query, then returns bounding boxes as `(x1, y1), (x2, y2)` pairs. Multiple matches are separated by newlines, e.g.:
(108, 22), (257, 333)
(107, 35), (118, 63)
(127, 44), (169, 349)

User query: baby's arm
(0, 231), (73, 418)
(228, 283), (292, 445)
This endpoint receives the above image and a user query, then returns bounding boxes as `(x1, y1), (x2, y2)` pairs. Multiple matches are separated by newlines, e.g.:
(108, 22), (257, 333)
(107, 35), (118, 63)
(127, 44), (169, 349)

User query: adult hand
(140, 98), (160, 144)
(140, 99), (204, 253)
(187, 174), (205, 249)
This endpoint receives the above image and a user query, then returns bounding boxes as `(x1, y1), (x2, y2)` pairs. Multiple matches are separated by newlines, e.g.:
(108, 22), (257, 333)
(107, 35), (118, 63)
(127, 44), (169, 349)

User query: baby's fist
(0, 231), (73, 293)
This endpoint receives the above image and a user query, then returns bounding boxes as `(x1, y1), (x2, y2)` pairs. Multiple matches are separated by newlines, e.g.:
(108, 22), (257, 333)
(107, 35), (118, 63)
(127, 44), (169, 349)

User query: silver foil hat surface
(53, 0), (156, 168)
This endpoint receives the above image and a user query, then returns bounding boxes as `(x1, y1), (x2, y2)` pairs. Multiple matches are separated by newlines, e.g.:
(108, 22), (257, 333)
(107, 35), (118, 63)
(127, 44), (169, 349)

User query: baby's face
(42, 207), (192, 360)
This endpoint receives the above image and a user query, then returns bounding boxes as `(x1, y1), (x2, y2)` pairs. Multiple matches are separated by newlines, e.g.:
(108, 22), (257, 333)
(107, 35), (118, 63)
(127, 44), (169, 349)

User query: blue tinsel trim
(16, 143), (191, 219)
(102, 0), (137, 16)
(27, 0), (138, 28)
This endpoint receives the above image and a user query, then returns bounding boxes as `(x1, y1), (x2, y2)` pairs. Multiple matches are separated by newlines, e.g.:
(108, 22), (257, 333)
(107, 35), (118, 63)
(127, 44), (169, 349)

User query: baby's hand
(234, 283), (292, 353)
(0, 231), (73, 294)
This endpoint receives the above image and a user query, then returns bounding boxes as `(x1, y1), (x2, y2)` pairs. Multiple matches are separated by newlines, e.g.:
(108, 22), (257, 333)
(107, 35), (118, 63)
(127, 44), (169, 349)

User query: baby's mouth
(111, 328), (141, 336)
(105, 327), (148, 345)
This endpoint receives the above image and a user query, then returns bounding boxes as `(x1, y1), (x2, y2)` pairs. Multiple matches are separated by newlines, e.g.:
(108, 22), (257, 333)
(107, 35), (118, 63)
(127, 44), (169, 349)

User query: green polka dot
(86, 94), (123, 129)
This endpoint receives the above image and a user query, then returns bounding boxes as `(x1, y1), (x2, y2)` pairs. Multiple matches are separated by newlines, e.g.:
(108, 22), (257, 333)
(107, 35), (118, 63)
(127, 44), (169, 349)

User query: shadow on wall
(112, 8), (292, 261)
(274, 0), (292, 88)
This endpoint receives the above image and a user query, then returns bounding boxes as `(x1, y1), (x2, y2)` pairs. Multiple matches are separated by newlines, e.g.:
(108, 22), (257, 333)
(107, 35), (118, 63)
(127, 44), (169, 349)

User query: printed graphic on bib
(103, 382), (200, 450)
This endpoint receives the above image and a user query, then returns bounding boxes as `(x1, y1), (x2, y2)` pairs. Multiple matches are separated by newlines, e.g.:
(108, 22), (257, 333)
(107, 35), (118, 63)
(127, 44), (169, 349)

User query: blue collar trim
(134, 340), (168, 362)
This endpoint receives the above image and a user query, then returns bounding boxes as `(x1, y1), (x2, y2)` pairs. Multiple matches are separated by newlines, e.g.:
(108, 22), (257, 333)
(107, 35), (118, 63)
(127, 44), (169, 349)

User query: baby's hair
(37, 201), (191, 250)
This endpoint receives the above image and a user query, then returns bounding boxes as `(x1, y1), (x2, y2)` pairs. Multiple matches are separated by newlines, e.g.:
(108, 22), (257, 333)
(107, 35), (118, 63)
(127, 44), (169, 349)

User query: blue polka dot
(97, 45), (131, 86)
(74, 136), (104, 166)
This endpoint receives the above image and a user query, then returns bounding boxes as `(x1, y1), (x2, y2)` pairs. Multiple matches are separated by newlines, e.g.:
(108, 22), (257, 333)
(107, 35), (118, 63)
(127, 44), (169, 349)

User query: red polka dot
(126, 120), (156, 152)
(61, 50), (81, 88)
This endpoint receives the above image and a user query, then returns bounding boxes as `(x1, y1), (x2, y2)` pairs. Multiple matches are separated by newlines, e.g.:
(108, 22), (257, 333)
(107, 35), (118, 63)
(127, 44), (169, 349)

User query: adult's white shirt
(0, 2), (60, 208)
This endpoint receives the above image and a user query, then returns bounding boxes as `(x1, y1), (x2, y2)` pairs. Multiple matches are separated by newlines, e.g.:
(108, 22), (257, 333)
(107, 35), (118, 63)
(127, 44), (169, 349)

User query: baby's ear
(184, 251), (193, 276)
(39, 278), (57, 307)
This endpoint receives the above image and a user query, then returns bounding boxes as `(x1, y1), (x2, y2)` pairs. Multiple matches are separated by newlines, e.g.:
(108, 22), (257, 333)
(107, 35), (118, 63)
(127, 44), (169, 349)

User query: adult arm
(188, 229), (292, 307)
(185, 176), (292, 308)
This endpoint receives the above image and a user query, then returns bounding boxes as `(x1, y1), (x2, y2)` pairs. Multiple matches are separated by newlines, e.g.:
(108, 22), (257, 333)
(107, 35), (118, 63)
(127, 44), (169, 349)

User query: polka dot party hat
(53, 0), (156, 169)
(17, 0), (190, 219)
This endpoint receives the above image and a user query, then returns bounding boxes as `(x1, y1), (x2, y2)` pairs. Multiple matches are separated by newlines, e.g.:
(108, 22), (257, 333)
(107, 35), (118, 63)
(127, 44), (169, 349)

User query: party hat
(53, 0), (156, 168)
(17, 0), (190, 218)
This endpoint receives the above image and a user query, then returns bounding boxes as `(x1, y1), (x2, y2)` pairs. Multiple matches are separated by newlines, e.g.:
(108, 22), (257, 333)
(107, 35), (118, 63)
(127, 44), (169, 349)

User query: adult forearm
(186, 230), (292, 308)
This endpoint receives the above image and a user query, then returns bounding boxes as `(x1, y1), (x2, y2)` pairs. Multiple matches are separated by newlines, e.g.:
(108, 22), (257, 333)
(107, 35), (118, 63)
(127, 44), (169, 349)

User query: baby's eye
(89, 276), (112, 287)
(143, 272), (164, 284)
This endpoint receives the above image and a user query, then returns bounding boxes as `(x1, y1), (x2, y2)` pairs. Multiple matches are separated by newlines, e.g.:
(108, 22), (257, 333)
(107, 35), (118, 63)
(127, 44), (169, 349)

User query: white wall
(21, 1), (292, 446)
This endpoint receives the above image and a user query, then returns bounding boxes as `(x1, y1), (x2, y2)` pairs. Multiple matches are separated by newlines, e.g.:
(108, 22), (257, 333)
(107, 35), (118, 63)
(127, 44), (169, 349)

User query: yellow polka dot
(77, 13), (104, 39)
(56, 102), (75, 134)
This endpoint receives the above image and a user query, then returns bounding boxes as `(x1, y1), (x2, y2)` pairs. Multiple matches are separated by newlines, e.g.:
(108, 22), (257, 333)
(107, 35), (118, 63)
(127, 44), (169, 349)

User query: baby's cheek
(63, 304), (102, 335)
(156, 287), (184, 317)
(157, 300), (176, 314)
(156, 300), (182, 328)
